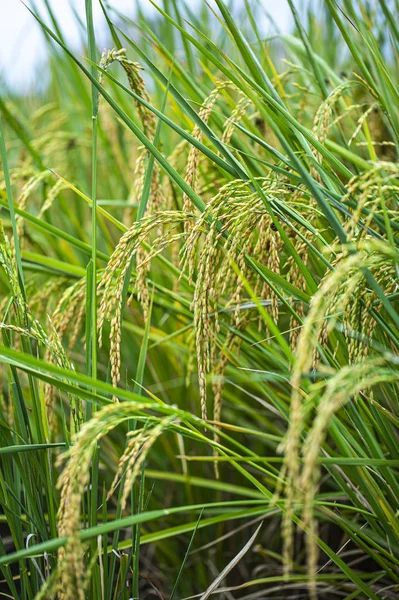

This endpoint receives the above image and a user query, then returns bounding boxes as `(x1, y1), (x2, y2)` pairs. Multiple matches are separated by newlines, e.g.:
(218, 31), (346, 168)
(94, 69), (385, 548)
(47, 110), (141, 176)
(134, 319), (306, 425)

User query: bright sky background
(0, 0), (292, 93)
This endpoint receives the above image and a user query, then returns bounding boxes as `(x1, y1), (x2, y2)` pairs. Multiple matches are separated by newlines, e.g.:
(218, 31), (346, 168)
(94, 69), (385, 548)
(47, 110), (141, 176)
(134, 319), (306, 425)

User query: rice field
(0, 1), (399, 598)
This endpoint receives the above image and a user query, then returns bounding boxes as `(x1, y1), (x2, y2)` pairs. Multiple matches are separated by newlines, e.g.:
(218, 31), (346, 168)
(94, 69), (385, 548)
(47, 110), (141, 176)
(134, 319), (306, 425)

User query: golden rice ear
(344, 162), (399, 243)
(99, 49), (155, 138)
(119, 417), (173, 510)
(14, 171), (48, 245)
(182, 174), (306, 421)
(300, 356), (394, 599)
(311, 82), (353, 171)
(211, 331), (242, 479)
(282, 240), (398, 582)
(182, 82), (250, 232)
(366, 106), (397, 161)
(182, 84), (224, 227)
(0, 221), (81, 431)
(97, 211), (191, 391)
(100, 49), (166, 218)
(221, 94), (251, 145)
(55, 402), (155, 598)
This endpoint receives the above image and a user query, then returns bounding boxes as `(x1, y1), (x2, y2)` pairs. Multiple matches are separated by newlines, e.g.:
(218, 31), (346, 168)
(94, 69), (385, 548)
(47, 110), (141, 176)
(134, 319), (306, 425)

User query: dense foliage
(1, 1), (399, 598)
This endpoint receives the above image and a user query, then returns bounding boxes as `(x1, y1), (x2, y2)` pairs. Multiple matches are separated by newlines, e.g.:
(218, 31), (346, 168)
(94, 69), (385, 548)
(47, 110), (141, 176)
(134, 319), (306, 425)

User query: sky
(0, 0), (292, 92)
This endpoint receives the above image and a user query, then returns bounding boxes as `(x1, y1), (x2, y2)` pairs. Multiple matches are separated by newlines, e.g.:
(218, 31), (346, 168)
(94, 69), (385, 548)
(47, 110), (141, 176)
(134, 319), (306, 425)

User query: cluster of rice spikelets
(282, 239), (399, 598)
(181, 175), (314, 421)
(311, 78), (397, 163)
(107, 415), (175, 510)
(348, 101), (378, 147)
(38, 277), (90, 429)
(312, 82), (353, 159)
(97, 157), (317, 427)
(43, 318), (83, 432)
(0, 222), (79, 428)
(55, 402), (164, 599)
(99, 48), (164, 214)
(26, 276), (68, 321)
(100, 49), (155, 140)
(0, 168), (67, 247)
(52, 275), (113, 362)
(0, 221), (26, 324)
(285, 190), (319, 349)
(364, 106), (397, 160)
(300, 357), (399, 599)
(52, 277), (89, 350)
(182, 81), (250, 223)
(344, 161), (399, 241)
(100, 48), (167, 311)
(166, 81), (252, 281)
(98, 211), (192, 392)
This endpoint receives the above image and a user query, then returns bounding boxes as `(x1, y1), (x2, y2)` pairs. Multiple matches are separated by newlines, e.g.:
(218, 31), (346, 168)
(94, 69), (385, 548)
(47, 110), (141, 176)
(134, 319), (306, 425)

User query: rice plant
(0, 1), (399, 598)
